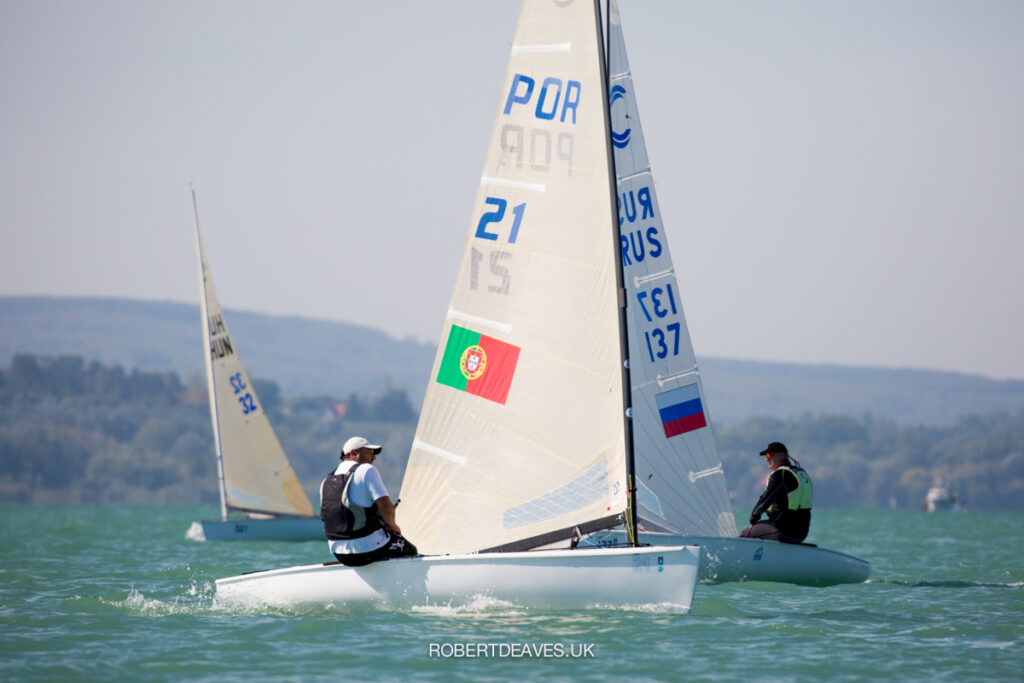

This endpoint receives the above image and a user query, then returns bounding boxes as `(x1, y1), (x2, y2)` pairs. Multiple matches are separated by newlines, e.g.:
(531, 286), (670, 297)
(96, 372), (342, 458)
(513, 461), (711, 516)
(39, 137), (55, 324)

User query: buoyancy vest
(771, 465), (813, 512)
(320, 462), (383, 541)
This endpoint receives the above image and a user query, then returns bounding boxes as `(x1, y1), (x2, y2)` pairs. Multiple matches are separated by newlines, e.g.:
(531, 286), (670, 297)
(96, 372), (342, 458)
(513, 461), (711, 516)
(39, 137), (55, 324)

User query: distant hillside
(698, 358), (1024, 426)
(3, 295), (1024, 426)
(0, 296), (435, 403)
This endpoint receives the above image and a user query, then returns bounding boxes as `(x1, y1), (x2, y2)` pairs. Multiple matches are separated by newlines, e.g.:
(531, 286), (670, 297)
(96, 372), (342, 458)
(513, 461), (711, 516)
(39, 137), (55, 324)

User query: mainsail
(397, 0), (628, 555)
(608, 0), (736, 536)
(194, 196), (314, 519)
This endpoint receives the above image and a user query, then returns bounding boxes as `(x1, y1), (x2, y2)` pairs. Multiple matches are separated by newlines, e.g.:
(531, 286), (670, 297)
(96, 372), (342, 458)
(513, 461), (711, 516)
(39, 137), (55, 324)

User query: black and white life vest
(320, 462), (383, 540)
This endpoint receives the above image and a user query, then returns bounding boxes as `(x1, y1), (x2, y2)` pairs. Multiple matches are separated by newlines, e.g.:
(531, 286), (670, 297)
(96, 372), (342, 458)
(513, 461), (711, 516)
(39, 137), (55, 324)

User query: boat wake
(868, 579), (1023, 589)
(115, 581), (217, 616)
(410, 594), (526, 616)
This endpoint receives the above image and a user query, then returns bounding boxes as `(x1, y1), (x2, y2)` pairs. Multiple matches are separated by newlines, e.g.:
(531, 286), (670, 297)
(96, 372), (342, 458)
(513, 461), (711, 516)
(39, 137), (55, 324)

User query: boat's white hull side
(584, 531), (869, 586)
(924, 487), (960, 512)
(186, 517), (324, 542)
(215, 545), (700, 610)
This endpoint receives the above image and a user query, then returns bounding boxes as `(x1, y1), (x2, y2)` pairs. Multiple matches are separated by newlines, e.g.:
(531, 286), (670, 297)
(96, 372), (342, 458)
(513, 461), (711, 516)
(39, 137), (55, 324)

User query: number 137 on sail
(636, 284), (681, 362)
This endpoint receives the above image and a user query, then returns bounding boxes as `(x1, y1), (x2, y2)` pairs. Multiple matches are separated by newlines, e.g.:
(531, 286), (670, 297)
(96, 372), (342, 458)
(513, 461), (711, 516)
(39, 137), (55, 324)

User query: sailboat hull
(215, 545), (700, 610)
(584, 531), (869, 586)
(186, 517), (324, 542)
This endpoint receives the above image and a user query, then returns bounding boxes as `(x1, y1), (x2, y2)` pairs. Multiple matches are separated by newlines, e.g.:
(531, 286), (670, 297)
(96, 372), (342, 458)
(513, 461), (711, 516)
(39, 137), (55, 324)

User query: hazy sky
(2, 1), (1022, 380)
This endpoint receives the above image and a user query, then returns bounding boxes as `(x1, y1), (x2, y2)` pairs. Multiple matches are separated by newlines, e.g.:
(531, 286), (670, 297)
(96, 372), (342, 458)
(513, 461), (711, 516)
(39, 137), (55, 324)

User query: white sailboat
(186, 192), (324, 542)
(924, 479), (962, 512)
(215, 0), (700, 611)
(575, 1), (869, 586)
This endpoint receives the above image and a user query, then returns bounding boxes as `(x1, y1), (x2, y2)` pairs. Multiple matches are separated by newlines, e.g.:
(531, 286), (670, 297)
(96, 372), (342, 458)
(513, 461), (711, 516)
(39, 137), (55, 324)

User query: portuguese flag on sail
(436, 324), (521, 405)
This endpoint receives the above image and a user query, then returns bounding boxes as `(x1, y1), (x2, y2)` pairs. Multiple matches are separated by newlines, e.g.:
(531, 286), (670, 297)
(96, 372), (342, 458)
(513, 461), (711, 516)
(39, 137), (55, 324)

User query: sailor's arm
(374, 496), (401, 535)
(751, 472), (787, 521)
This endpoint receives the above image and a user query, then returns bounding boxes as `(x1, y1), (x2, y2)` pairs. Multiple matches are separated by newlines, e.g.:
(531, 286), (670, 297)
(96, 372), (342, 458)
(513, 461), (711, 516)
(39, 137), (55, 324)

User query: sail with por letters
(196, 226), (314, 519)
(608, 0), (737, 536)
(397, 0), (626, 555)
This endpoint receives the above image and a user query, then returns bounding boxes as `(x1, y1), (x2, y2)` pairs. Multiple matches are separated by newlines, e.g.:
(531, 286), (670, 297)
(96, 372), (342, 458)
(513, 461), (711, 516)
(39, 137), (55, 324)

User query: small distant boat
(924, 480), (963, 512)
(186, 192), (323, 542)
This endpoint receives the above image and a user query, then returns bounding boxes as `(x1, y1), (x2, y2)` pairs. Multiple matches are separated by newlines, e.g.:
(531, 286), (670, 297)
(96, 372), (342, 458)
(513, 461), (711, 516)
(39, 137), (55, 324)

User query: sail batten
(446, 309), (513, 334)
(480, 176), (548, 193)
(511, 41), (573, 54)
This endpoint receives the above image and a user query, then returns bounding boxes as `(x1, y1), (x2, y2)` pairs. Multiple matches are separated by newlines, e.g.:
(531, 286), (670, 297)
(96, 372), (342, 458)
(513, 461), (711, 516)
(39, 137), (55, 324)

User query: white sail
(194, 209), (314, 519)
(397, 0), (628, 555)
(213, 1), (705, 606)
(608, 0), (736, 536)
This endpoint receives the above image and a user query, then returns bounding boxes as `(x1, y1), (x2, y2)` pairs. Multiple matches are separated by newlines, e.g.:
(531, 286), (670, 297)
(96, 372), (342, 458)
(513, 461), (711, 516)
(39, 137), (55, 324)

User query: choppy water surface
(1, 506), (1020, 681)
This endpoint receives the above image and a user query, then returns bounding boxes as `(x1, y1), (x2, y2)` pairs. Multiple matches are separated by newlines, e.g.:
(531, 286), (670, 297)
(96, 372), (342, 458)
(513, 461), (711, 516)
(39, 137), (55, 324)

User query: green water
(1, 506), (1021, 681)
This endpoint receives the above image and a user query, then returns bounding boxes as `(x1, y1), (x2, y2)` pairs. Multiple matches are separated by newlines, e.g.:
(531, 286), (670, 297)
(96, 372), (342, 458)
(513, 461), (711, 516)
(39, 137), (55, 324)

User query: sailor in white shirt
(319, 436), (417, 566)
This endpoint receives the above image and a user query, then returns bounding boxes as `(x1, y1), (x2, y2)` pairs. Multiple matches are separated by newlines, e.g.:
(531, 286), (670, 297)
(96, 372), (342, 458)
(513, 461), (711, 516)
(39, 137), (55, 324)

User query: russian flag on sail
(655, 384), (707, 438)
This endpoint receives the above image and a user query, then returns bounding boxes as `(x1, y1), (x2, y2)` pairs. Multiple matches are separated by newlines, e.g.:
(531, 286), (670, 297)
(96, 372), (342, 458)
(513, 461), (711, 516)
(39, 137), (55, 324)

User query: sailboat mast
(596, 0), (638, 547)
(192, 190), (229, 522)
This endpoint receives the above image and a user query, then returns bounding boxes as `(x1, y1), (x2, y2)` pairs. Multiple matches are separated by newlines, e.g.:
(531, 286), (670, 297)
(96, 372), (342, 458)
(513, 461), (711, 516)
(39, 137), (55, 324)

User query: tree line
(1, 353), (1020, 509)
(717, 412), (1023, 511)
(0, 354), (415, 505)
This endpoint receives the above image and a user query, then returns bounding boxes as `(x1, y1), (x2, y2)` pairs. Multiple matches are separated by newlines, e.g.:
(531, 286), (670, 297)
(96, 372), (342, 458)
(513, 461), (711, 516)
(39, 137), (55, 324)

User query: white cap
(342, 436), (382, 457)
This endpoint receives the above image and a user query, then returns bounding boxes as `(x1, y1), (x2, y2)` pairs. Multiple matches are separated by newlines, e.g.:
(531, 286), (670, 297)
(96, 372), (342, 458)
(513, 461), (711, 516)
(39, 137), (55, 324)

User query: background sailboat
(186, 192), (323, 542)
(578, 1), (869, 586)
(216, 0), (699, 610)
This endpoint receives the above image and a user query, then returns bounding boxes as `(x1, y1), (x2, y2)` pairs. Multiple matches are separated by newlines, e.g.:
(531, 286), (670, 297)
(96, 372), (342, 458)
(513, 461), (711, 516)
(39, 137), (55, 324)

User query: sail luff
(598, 0), (638, 547)
(193, 190), (229, 522)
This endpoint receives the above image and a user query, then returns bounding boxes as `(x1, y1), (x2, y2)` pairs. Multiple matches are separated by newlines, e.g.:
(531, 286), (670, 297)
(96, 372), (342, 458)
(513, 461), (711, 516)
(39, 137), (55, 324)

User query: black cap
(759, 442), (788, 456)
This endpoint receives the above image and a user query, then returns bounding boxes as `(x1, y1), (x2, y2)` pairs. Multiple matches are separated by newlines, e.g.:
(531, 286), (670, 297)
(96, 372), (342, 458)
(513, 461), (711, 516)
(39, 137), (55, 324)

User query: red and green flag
(436, 324), (521, 405)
